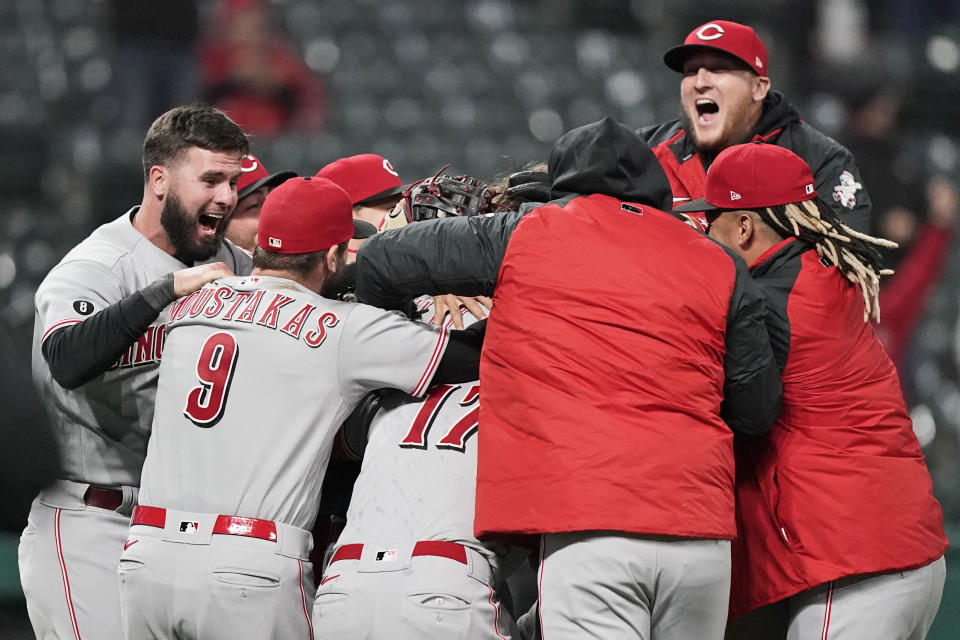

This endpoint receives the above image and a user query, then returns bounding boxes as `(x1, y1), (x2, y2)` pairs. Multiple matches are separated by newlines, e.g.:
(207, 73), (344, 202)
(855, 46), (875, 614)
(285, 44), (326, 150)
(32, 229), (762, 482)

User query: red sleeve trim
(41, 319), (82, 344)
(411, 328), (450, 397)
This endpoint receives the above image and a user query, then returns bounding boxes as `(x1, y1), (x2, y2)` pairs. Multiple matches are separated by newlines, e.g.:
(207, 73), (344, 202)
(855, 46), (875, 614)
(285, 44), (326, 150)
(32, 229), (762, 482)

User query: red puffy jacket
(729, 238), (948, 618)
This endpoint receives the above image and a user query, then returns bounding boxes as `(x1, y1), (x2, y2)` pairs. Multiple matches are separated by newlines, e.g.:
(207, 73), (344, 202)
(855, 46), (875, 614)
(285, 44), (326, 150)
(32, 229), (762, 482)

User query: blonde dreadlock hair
(755, 197), (897, 323)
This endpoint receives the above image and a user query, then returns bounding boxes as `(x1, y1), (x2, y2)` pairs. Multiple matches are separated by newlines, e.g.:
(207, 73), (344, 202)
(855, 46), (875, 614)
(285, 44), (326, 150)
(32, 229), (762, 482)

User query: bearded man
(20, 105), (251, 640)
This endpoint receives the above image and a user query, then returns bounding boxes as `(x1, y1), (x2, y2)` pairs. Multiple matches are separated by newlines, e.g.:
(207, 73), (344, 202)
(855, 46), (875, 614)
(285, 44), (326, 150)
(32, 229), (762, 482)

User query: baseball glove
(401, 172), (496, 222)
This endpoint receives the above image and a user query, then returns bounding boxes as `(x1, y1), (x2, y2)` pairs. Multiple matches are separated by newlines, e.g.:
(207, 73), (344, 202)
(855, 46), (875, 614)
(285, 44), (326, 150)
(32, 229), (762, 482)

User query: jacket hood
(549, 117), (673, 211)
(752, 90), (801, 138)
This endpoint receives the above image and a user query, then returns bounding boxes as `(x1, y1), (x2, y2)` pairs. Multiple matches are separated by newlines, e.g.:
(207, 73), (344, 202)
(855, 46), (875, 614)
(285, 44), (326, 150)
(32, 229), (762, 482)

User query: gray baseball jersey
(32, 209), (252, 487)
(315, 299), (518, 640)
(121, 275), (449, 639)
(139, 275), (449, 530)
(20, 208), (251, 640)
(336, 301), (485, 554)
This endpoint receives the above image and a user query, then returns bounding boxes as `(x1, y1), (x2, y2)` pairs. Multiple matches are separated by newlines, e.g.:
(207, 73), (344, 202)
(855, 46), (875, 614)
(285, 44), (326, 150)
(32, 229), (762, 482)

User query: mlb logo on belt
(179, 521), (200, 534)
(375, 549), (397, 562)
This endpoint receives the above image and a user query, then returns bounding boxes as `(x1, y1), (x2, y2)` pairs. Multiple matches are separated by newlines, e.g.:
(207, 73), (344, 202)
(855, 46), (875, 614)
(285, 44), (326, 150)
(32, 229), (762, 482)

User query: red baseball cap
(673, 143), (816, 213)
(237, 153), (297, 200)
(315, 154), (413, 205)
(664, 20), (768, 76)
(257, 177), (354, 254)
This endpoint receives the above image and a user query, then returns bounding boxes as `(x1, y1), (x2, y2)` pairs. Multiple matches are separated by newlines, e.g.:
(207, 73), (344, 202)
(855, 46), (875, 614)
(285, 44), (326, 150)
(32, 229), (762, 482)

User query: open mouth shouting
(198, 211), (226, 236)
(696, 98), (719, 125)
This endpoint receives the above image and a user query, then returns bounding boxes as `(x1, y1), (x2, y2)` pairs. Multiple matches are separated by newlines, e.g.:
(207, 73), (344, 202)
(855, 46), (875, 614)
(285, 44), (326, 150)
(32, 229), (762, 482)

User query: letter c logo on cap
(241, 155), (258, 173)
(382, 158), (399, 177)
(696, 23), (725, 41)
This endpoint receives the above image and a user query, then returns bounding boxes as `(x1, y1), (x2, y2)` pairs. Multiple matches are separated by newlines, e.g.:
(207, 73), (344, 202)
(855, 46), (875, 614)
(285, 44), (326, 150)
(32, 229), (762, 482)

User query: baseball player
(20, 104), (251, 640)
(225, 152), (296, 253)
(314, 176), (518, 640)
(675, 144), (947, 639)
(639, 20), (872, 234)
(354, 118), (784, 639)
(117, 177), (485, 640)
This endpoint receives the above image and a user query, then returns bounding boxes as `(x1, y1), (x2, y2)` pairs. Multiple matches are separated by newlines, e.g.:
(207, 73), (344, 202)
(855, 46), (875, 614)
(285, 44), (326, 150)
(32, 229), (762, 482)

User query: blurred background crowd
(1, 0), (959, 635)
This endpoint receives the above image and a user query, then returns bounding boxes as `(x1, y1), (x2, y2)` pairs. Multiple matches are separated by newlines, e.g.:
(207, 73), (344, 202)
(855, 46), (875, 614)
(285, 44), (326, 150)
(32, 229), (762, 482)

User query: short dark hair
(252, 241), (348, 279)
(142, 104), (249, 181)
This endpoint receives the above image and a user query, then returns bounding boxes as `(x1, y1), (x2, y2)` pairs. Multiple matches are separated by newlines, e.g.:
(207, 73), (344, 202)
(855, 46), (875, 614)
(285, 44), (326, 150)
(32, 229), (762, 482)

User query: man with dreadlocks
(676, 143), (947, 640)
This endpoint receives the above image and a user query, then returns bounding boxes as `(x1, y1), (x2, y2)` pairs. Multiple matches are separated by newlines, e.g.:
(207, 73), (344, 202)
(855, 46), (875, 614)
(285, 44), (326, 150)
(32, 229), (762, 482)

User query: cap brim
(663, 44), (757, 74)
(238, 171), (298, 201)
(672, 197), (722, 213)
(352, 219), (377, 239)
(356, 182), (417, 206)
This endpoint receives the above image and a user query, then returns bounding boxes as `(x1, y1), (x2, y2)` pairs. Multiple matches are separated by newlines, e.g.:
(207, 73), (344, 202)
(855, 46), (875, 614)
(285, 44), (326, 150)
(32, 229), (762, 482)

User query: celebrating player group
(22, 18), (946, 640)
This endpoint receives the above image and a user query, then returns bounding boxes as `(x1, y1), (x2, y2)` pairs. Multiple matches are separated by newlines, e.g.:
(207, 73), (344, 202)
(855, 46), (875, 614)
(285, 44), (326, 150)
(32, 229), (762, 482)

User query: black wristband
(141, 273), (177, 313)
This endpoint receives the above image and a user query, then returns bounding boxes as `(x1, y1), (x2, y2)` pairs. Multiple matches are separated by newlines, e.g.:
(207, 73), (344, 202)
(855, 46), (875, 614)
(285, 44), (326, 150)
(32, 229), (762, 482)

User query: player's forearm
(432, 319), (486, 384)
(42, 274), (177, 389)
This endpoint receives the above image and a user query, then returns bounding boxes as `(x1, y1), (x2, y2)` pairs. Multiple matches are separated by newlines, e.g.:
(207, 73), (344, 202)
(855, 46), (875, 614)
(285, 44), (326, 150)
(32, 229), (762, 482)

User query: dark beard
(318, 246), (350, 298)
(160, 190), (223, 264)
(320, 261), (356, 300)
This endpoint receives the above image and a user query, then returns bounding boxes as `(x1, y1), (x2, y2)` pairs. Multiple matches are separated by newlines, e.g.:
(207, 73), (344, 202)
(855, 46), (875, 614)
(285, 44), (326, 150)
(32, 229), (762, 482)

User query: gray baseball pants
(537, 531), (732, 640)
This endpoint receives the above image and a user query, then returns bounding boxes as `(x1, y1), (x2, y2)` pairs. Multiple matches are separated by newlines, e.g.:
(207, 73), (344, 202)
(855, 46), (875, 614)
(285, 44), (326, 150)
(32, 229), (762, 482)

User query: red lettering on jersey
(168, 296), (187, 322)
(222, 291), (254, 321)
(170, 290), (200, 323)
(187, 289), (215, 318)
(183, 332), (239, 427)
(204, 286), (235, 318)
(256, 293), (295, 330)
(304, 312), (339, 348)
(134, 326), (155, 363)
(280, 303), (316, 340)
(400, 384), (460, 449)
(436, 384), (480, 452)
(234, 290), (264, 324)
(153, 322), (166, 361)
(118, 343), (133, 367)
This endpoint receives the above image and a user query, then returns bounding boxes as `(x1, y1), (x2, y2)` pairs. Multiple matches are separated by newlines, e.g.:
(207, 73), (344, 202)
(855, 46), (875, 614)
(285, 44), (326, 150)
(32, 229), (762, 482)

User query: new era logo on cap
(730, 191), (742, 201)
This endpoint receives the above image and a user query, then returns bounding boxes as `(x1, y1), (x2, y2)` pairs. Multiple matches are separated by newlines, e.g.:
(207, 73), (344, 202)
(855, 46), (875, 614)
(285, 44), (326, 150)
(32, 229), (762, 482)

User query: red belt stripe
(329, 540), (467, 565)
(132, 505), (278, 542)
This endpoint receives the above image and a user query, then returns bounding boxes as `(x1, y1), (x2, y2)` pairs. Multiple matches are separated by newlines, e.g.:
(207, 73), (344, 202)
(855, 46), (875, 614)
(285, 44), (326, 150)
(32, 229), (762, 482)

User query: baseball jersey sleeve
(36, 259), (126, 345)
(338, 303), (449, 399)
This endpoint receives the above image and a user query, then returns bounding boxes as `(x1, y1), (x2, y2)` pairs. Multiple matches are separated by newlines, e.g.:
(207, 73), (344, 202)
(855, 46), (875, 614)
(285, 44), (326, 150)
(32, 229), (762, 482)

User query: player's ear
(324, 247), (339, 274)
(752, 75), (771, 102)
(148, 165), (168, 200)
(738, 213), (755, 247)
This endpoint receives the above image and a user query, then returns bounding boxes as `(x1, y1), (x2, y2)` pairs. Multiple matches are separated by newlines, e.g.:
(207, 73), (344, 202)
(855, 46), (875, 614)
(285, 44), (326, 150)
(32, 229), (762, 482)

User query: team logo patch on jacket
(832, 171), (862, 209)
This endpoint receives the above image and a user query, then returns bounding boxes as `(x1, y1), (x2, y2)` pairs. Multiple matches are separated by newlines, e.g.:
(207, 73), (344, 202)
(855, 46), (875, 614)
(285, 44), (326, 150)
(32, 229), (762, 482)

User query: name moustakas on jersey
(167, 279), (341, 347)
